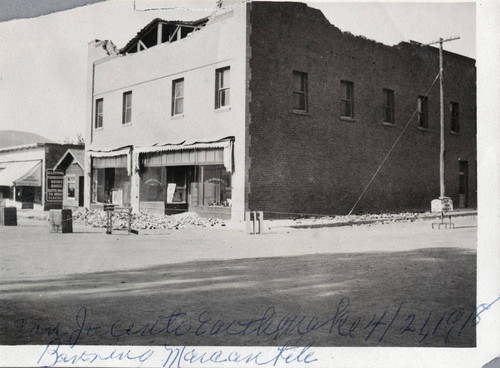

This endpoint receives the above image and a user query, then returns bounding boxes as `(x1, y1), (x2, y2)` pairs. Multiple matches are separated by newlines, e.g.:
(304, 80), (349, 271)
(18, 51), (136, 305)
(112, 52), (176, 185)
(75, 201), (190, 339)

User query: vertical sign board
(166, 183), (177, 203)
(46, 170), (64, 208)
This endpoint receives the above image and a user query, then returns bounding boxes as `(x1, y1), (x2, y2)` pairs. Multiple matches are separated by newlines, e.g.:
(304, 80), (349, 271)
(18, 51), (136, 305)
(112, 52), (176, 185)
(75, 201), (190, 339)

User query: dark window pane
(67, 178), (75, 198)
(383, 107), (390, 122)
(341, 100), (349, 116)
(383, 89), (394, 124)
(293, 73), (303, 91)
(292, 71), (307, 111)
(293, 92), (305, 111)
(451, 102), (459, 133)
(418, 96), (428, 128)
(341, 81), (354, 118)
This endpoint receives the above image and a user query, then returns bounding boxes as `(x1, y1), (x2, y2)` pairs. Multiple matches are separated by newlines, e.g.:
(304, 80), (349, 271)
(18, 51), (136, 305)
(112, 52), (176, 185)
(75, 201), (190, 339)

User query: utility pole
(424, 36), (460, 199)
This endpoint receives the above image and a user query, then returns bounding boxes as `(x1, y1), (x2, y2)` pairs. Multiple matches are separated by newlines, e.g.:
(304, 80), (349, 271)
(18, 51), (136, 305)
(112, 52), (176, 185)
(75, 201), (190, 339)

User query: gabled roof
(120, 17), (209, 54)
(53, 149), (85, 171)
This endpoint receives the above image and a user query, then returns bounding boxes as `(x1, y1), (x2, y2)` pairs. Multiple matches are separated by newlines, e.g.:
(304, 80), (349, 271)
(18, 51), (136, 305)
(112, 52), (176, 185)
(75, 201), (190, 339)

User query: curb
(283, 211), (478, 229)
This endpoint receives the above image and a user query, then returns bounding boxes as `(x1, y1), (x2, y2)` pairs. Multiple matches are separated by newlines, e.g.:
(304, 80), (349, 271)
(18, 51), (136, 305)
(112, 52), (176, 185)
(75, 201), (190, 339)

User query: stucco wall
(0, 147), (45, 164)
(86, 5), (249, 220)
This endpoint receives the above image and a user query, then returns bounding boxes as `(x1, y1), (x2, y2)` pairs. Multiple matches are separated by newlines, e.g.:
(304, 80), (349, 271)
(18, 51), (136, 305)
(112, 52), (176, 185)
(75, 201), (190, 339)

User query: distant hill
(0, 130), (55, 149)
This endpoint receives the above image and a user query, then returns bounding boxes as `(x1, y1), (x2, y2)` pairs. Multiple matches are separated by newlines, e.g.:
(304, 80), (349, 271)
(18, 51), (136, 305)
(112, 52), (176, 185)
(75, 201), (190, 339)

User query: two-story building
(85, 2), (476, 221)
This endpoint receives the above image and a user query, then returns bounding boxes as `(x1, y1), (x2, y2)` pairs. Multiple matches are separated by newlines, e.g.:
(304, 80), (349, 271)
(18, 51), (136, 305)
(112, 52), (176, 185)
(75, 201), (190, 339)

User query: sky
(0, 0), (478, 143)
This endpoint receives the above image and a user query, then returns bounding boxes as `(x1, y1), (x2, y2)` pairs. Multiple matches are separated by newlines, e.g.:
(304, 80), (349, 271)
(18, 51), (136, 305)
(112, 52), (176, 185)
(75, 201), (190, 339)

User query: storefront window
(0, 186), (13, 200)
(92, 168), (105, 203)
(14, 186), (41, 204)
(140, 167), (164, 202)
(202, 165), (232, 207)
(138, 164), (231, 211)
(114, 168), (131, 206)
(91, 167), (131, 206)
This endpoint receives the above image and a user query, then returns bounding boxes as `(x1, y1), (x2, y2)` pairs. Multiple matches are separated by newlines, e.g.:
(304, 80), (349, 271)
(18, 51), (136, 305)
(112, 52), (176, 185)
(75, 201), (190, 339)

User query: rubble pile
(296, 211), (433, 225)
(72, 210), (225, 230)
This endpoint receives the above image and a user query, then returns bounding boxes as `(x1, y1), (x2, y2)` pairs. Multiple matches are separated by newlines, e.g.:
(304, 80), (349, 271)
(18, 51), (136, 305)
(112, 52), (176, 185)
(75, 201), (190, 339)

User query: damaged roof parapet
(120, 17), (209, 54)
(93, 39), (119, 56)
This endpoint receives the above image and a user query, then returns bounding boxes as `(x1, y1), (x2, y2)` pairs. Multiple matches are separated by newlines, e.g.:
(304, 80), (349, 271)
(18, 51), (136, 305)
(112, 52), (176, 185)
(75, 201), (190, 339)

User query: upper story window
(122, 91), (132, 124)
(382, 89), (395, 124)
(418, 96), (429, 129)
(215, 67), (230, 109)
(341, 80), (354, 118)
(450, 102), (459, 133)
(95, 98), (103, 129)
(292, 71), (308, 112)
(172, 78), (184, 116)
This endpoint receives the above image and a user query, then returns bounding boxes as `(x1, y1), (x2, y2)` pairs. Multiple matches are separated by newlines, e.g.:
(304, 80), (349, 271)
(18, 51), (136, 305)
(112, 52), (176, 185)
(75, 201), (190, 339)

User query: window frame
(341, 80), (354, 118)
(122, 91), (132, 125)
(382, 88), (395, 125)
(67, 175), (76, 199)
(418, 95), (429, 129)
(292, 70), (308, 112)
(95, 98), (103, 129)
(171, 78), (185, 116)
(450, 101), (460, 133)
(215, 67), (230, 109)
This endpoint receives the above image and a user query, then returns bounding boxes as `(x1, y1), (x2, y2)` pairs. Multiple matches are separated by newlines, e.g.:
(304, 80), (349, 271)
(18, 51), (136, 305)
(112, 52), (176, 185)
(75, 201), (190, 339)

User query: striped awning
(88, 147), (132, 175)
(135, 137), (234, 172)
(0, 160), (42, 187)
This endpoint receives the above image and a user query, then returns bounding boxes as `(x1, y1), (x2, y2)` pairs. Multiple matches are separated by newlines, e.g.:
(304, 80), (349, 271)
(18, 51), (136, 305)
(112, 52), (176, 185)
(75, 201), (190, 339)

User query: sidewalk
(1, 214), (477, 282)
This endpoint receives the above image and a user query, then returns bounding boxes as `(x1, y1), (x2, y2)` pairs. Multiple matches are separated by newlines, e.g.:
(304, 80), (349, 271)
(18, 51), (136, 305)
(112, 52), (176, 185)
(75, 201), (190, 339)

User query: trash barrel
(61, 209), (73, 233)
(3, 207), (17, 226)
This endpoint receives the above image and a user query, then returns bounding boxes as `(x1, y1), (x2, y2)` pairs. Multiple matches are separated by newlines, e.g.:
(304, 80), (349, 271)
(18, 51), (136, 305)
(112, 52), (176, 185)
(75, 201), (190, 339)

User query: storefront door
(165, 166), (193, 215)
(459, 161), (468, 208)
(78, 176), (84, 207)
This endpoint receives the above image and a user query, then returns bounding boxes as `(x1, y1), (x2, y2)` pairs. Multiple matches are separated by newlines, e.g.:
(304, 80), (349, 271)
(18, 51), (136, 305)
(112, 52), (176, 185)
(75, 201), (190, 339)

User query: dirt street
(0, 215), (477, 348)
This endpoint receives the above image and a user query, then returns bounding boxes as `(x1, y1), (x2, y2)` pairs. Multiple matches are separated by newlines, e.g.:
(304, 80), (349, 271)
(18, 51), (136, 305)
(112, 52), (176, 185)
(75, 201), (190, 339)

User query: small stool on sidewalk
(431, 197), (455, 229)
(432, 211), (455, 229)
(104, 205), (133, 235)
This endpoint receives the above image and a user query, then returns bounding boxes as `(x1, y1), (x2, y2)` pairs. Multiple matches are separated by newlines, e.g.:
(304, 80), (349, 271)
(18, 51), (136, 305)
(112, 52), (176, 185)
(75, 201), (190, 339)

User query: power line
(347, 72), (440, 216)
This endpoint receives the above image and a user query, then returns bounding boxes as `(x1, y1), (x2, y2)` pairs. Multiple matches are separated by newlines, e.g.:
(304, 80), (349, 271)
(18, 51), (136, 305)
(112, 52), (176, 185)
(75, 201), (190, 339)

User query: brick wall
(247, 2), (476, 216)
(44, 144), (84, 170)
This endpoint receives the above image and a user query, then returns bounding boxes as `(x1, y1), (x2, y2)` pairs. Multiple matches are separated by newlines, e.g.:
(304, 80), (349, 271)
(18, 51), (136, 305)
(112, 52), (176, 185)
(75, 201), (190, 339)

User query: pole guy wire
(347, 73), (440, 216)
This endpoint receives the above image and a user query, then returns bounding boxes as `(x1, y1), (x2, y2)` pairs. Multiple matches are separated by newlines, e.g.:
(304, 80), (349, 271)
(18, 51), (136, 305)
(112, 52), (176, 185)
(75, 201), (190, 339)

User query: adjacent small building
(84, 1), (476, 220)
(0, 143), (84, 210)
(53, 149), (86, 209)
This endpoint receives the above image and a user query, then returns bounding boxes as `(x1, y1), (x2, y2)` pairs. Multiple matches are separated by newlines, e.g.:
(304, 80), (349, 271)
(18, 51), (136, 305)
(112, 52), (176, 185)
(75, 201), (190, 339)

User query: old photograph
(0, 0), (498, 367)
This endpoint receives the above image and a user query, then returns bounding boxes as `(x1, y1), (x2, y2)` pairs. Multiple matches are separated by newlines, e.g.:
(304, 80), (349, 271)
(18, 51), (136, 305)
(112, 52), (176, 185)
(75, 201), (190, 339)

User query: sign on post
(431, 197), (453, 213)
